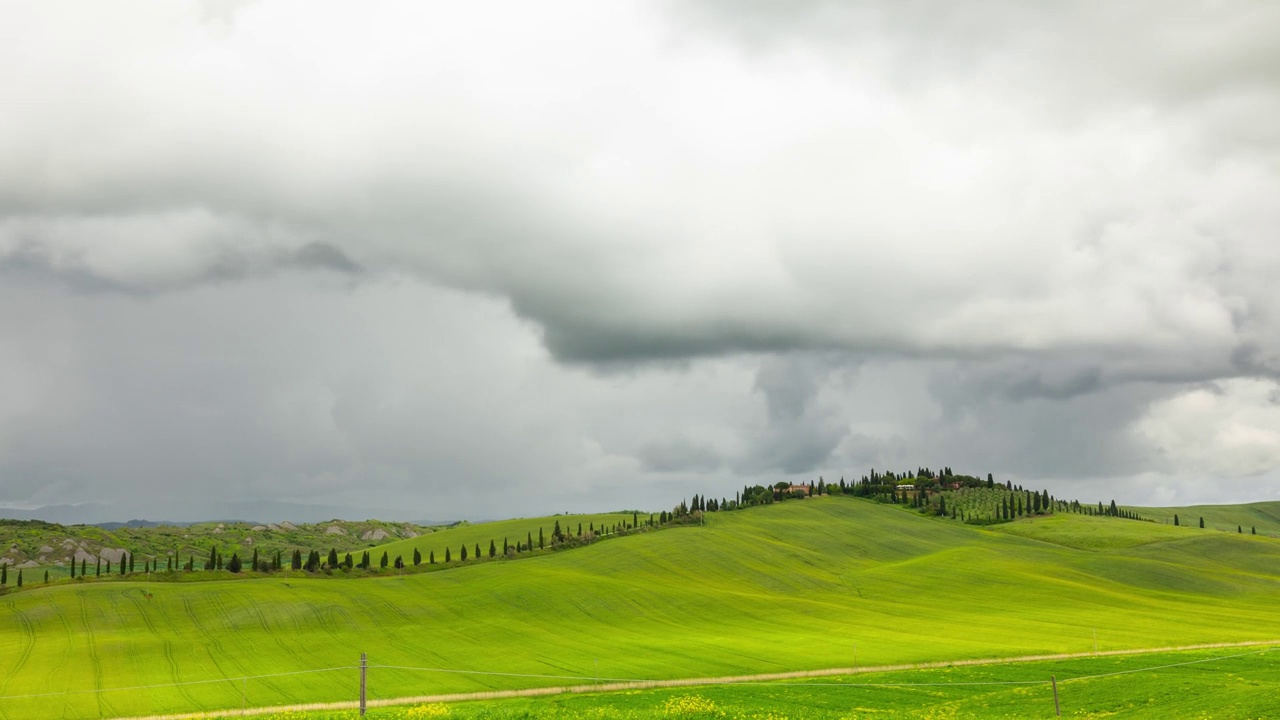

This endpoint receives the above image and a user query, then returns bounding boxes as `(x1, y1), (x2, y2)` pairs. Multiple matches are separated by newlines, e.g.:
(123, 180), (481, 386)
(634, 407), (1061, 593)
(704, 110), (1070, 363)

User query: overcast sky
(2, 1), (1279, 523)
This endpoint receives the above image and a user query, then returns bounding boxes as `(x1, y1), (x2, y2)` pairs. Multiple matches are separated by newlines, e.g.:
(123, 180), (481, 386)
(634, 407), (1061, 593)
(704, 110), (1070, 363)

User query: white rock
(325, 526), (347, 535)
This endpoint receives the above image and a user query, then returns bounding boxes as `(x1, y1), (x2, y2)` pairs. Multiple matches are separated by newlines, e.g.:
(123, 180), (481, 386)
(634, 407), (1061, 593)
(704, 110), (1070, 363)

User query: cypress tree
(82, 558), (87, 577)
(252, 548), (259, 571)
(460, 545), (468, 561)
(503, 537), (509, 553)
(475, 542), (481, 558)
(227, 553), (242, 573)
(445, 547), (451, 563)
(292, 550), (303, 570)
(44, 570), (49, 584)
(129, 553), (135, 573)
(1200, 517), (1205, 528)
(538, 528), (544, 549)
(1252, 527), (1257, 535)
(70, 559), (76, 578)
(106, 559), (112, 574)
(120, 553), (128, 575)
(489, 540), (496, 558)
(1174, 514), (1179, 526)
(413, 548), (422, 566)
(1, 564), (6, 585)
(345, 553), (353, 569)
(17, 569), (22, 587)
(1239, 525), (1243, 533)
(327, 548), (339, 568)
(430, 550), (436, 564)
(394, 555), (404, 569)
(380, 551), (389, 568)
(528, 531), (534, 550)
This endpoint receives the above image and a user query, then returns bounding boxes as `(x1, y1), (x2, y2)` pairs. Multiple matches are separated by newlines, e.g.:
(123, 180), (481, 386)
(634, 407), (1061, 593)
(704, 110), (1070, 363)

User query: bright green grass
(985, 513), (1191, 550)
(368, 513), (641, 565)
(1126, 501), (1280, 537)
(277, 646), (1280, 720)
(3, 498), (1280, 719)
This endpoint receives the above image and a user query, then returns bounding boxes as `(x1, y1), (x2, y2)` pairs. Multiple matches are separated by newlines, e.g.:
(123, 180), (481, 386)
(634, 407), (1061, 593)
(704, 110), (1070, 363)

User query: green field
(2, 497), (1280, 719)
(1127, 501), (1280, 537)
(274, 645), (1280, 719)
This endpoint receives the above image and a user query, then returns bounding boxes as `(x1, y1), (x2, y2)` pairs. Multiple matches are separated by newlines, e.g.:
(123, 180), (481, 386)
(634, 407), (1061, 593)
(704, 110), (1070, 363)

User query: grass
(1125, 501), (1280, 537)
(270, 645), (1280, 719)
(2, 497), (1280, 718)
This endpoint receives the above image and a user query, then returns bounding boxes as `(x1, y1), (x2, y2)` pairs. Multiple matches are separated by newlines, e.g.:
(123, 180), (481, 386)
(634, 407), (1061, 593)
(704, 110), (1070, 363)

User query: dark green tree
(1, 564), (6, 585)
(17, 569), (22, 587)
(82, 558), (87, 576)
(445, 547), (451, 562)
(413, 548), (422, 566)
(474, 542), (481, 558)
(1252, 527), (1257, 535)
(430, 550), (436, 564)
(106, 559), (112, 574)
(380, 551), (389, 569)
(251, 548), (259, 571)
(344, 553), (353, 569)
(1174, 514), (1179, 526)
(70, 559), (76, 578)
(394, 555), (404, 569)
(539, 527), (545, 549)
(527, 530), (534, 550)
(129, 553), (135, 573)
(120, 553), (128, 575)
(1239, 525), (1243, 533)
(327, 548), (339, 568)
(292, 549), (303, 570)
(1199, 517), (1205, 528)
(460, 544), (468, 561)
(489, 539), (496, 558)
(97, 558), (102, 577)
(227, 553), (242, 573)
(44, 570), (49, 584)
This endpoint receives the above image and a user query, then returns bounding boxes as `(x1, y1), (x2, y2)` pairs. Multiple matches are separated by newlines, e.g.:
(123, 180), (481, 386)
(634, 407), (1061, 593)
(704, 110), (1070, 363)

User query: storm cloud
(1, 1), (1278, 521)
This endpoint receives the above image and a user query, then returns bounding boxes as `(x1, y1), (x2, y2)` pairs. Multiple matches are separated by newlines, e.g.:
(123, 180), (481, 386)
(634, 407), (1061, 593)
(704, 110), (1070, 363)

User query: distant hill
(1125, 500), (1280, 536)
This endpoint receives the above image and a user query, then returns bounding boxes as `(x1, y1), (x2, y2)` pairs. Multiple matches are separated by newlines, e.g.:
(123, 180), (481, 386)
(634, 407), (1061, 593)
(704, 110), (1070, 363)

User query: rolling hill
(1126, 500), (1280, 536)
(2, 496), (1280, 719)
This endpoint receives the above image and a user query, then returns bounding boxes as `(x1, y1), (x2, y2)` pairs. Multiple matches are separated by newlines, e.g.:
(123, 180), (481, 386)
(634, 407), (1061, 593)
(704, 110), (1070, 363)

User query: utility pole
(360, 652), (367, 716)
(1051, 675), (1060, 716)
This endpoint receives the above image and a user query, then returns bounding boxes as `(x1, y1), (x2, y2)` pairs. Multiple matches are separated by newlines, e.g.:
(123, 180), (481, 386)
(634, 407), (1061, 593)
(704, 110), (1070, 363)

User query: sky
(1, 1), (1279, 523)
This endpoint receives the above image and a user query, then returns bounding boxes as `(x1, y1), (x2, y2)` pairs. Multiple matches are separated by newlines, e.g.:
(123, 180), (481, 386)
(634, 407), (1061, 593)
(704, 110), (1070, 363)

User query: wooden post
(1052, 675), (1060, 716)
(360, 652), (367, 716)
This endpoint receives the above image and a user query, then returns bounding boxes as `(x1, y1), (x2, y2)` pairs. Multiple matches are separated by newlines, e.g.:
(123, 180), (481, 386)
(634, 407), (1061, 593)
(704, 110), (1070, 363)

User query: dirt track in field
(107, 638), (1280, 720)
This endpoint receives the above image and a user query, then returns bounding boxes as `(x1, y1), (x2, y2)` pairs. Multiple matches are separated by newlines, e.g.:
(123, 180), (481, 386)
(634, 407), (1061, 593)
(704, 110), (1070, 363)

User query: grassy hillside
(1125, 501), (1280, 537)
(368, 512), (641, 565)
(0, 518), (436, 578)
(2, 497), (1280, 719)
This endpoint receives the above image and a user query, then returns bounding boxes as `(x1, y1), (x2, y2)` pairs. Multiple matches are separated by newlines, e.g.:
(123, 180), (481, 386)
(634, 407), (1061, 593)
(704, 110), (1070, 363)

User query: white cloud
(1135, 378), (1280, 478)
